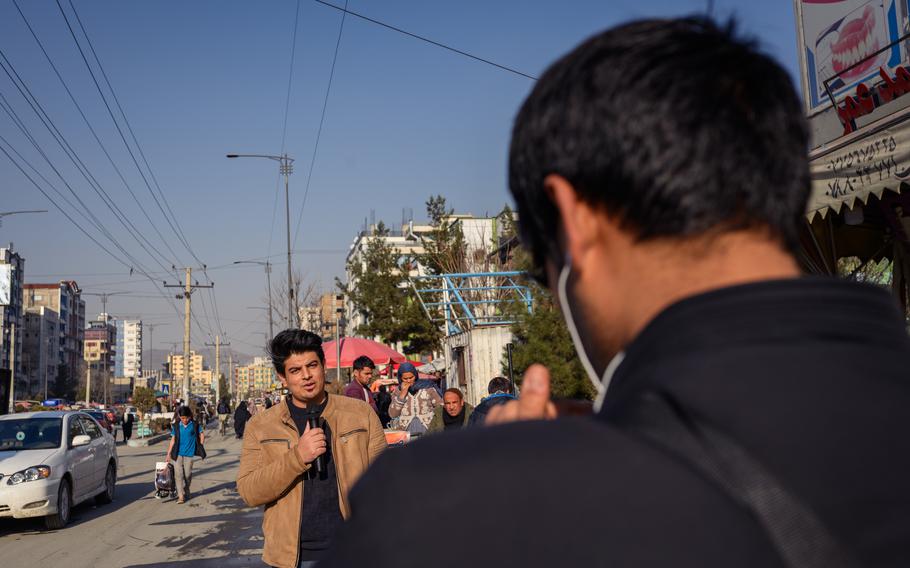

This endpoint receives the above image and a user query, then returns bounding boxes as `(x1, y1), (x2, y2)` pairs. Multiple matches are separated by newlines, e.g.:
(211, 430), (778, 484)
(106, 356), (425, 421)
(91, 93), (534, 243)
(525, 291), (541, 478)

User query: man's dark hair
(177, 406), (193, 418)
(509, 17), (809, 275)
(352, 355), (376, 371)
(268, 329), (325, 375)
(488, 376), (512, 394)
(444, 387), (464, 400)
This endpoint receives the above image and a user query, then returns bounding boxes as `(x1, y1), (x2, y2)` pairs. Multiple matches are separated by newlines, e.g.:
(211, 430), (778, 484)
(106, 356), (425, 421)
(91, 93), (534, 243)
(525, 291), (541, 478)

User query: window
(68, 417), (85, 446)
(80, 416), (102, 439)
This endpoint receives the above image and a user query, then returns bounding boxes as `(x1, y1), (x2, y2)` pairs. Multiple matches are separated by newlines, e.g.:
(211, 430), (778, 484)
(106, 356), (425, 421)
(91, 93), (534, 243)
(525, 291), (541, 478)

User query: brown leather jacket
(237, 394), (387, 568)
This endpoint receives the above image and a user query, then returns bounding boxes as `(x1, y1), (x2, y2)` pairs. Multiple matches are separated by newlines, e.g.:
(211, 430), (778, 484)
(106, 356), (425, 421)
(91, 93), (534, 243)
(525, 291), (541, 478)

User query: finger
(518, 364), (553, 420)
(486, 400), (519, 426)
(303, 421), (310, 434)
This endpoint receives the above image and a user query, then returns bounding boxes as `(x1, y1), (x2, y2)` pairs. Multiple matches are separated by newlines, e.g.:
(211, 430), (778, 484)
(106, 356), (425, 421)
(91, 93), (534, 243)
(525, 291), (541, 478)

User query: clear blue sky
(0, 0), (801, 362)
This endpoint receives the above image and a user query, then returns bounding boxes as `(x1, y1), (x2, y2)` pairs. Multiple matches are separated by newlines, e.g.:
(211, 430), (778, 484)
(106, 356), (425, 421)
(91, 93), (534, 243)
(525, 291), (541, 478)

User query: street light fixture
(226, 154), (296, 330)
(235, 260), (275, 340)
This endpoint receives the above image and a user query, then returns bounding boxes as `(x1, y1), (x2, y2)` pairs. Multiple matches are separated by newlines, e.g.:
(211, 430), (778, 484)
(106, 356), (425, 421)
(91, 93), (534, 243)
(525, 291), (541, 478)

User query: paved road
(0, 425), (265, 567)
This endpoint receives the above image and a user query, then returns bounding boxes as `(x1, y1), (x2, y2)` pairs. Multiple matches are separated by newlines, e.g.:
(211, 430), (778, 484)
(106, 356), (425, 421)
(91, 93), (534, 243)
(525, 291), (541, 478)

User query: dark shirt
(287, 397), (343, 561)
(322, 277), (910, 567)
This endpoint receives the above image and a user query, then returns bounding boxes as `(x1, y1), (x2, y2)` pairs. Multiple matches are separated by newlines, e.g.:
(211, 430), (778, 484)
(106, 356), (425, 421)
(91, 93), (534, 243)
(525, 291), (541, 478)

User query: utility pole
(84, 364), (91, 407)
(205, 336), (230, 404)
(164, 268), (214, 402)
(234, 260), (275, 339)
(7, 322), (15, 414)
(228, 351), (234, 404)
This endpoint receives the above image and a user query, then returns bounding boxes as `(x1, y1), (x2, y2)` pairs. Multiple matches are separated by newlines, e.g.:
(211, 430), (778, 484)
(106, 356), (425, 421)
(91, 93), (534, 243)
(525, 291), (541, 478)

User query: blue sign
(162, 384), (170, 395)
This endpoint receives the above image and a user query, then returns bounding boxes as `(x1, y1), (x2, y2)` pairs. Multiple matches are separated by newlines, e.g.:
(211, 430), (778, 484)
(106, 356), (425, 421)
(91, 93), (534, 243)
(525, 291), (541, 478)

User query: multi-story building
(233, 356), (276, 397)
(168, 350), (204, 383)
(1, 247), (25, 397)
(22, 306), (59, 398)
(140, 369), (162, 390)
(319, 293), (345, 342)
(84, 316), (116, 375)
(23, 281), (85, 385)
(114, 319), (142, 379)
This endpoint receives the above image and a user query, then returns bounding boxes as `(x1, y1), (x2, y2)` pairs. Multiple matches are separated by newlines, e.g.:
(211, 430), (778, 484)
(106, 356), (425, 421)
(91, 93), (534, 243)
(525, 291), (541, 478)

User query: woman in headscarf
(233, 400), (252, 439)
(388, 362), (442, 435)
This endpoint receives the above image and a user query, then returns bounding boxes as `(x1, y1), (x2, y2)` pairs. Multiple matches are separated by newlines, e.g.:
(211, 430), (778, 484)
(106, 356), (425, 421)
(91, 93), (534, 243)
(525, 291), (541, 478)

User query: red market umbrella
(379, 360), (434, 379)
(322, 337), (407, 368)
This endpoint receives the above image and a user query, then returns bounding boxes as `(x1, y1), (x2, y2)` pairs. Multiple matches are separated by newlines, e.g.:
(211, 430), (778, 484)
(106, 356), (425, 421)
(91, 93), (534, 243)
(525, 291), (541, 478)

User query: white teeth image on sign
(829, 3), (887, 81)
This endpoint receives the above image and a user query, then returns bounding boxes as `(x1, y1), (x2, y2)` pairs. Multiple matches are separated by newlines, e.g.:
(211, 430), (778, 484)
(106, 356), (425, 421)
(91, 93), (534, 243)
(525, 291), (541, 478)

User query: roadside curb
(128, 433), (169, 447)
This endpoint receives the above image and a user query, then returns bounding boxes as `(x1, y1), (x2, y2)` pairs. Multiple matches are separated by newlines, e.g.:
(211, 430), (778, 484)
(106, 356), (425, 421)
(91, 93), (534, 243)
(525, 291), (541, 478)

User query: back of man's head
(488, 376), (512, 395)
(509, 17), (809, 272)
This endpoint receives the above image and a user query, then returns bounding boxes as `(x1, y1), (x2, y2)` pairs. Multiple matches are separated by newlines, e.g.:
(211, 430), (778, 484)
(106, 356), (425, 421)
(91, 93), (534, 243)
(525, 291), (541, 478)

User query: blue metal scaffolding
(410, 271), (533, 335)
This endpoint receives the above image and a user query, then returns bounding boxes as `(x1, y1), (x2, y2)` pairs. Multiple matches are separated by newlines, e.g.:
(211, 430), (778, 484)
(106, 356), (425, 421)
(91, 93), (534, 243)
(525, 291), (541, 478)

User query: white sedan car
(0, 411), (118, 529)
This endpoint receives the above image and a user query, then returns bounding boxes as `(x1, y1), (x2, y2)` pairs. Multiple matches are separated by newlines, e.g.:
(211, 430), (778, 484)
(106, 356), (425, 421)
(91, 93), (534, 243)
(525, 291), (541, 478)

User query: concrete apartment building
(1, 247), (25, 397)
(22, 306), (59, 398)
(234, 356), (275, 397)
(167, 350), (204, 383)
(114, 319), (142, 379)
(23, 281), (86, 386)
(84, 316), (116, 376)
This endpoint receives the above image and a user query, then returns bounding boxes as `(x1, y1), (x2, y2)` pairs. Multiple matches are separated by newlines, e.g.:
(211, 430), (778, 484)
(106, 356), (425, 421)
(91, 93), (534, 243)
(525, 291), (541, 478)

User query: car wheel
(45, 480), (71, 530)
(96, 462), (116, 504)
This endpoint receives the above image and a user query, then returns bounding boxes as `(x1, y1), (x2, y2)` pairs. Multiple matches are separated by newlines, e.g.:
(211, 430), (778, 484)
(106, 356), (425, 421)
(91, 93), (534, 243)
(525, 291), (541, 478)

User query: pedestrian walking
(321, 17), (910, 567)
(165, 406), (206, 504)
(237, 329), (386, 568)
(217, 398), (231, 436)
(427, 388), (472, 433)
(122, 411), (134, 443)
(388, 362), (441, 435)
(343, 356), (379, 413)
(234, 400), (251, 439)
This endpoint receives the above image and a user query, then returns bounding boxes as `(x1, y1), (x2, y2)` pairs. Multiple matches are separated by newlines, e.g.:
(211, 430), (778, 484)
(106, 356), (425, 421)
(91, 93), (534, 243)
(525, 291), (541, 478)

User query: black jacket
(321, 278), (910, 567)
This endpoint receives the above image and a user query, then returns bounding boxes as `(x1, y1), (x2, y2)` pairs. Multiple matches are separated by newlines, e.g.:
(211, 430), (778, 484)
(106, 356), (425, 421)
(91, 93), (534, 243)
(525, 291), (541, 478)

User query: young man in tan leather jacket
(237, 329), (386, 568)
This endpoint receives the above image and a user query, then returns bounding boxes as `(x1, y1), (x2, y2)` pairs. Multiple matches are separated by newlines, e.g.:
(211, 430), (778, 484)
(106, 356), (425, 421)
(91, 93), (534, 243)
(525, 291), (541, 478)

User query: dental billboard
(795, 0), (909, 115)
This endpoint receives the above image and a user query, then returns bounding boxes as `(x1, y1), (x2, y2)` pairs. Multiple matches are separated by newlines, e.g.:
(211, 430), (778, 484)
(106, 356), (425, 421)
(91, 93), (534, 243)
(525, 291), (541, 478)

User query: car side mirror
(72, 434), (91, 447)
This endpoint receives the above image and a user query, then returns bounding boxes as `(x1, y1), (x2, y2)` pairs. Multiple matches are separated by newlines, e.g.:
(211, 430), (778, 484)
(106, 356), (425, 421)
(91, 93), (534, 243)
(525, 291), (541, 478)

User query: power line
(293, 0), (349, 248)
(58, 0), (202, 268)
(67, 0), (202, 268)
(0, 51), (177, 277)
(313, 0), (537, 81)
(281, 0), (303, 154)
(13, 0), (184, 268)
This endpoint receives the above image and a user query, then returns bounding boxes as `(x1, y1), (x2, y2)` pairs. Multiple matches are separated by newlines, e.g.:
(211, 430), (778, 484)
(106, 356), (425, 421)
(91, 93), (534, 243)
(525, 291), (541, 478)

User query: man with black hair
(343, 355), (378, 413)
(323, 17), (910, 567)
(165, 405), (205, 504)
(467, 376), (516, 427)
(236, 329), (386, 568)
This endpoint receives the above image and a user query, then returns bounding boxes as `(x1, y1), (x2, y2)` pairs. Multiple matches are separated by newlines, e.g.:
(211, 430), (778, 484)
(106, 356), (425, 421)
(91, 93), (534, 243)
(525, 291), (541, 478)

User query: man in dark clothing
(343, 355), (379, 413)
(322, 18), (910, 568)
(467, 377), (516, 427)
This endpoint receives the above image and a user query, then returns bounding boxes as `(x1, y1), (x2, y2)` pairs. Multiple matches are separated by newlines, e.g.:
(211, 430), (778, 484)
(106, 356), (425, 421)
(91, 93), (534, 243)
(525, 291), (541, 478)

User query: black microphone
(307, 416), (325, 475)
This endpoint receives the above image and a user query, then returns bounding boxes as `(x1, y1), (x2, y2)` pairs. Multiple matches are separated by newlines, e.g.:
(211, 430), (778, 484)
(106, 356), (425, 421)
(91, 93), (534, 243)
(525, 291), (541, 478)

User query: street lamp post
(235, 260), (275, 340)
(227, 154), (296, 329)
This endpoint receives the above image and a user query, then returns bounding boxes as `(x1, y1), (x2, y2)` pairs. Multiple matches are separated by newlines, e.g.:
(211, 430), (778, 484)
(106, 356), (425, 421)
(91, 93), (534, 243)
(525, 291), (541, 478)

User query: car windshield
(0, 418), (63, 450)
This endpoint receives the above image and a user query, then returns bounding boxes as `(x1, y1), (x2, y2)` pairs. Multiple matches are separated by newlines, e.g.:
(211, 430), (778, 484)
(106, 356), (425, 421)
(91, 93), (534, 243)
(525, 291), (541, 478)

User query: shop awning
(807, 119), (910, 221)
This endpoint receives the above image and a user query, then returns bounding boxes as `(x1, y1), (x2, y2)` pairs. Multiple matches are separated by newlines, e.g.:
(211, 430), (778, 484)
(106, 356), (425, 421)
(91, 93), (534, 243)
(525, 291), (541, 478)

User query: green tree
(501, 232), (594, 400)
(420, 195), (466, 275)
(53, 364), (76, 400)
(342, 221), (440, 355)
(133, 386), (158, 415)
